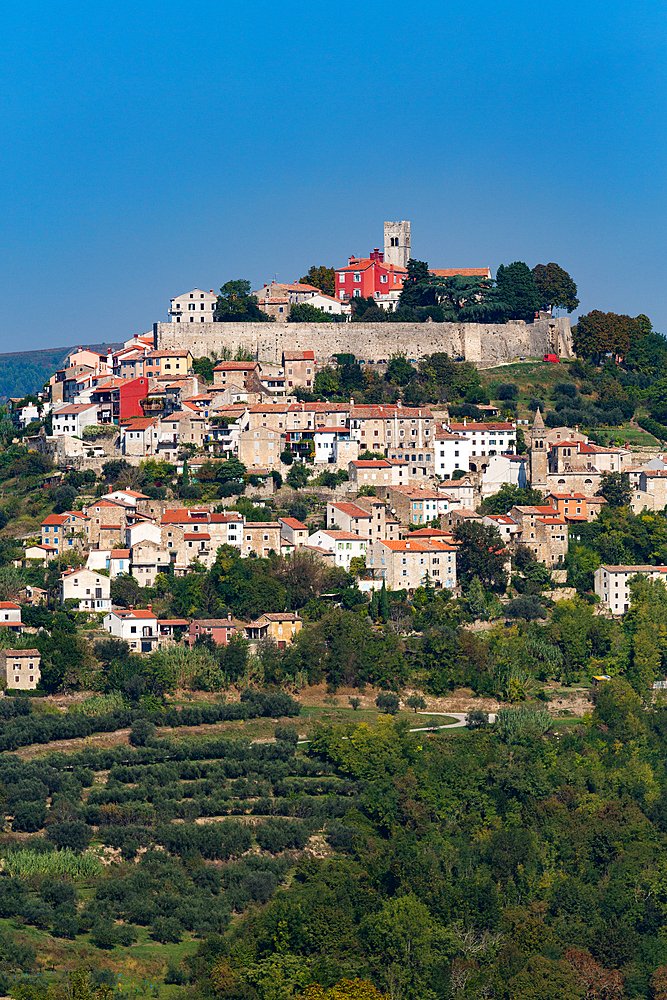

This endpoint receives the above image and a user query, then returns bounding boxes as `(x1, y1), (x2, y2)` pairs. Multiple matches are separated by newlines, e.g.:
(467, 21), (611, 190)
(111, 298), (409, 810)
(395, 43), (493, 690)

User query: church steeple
(529, 408), (547, 486)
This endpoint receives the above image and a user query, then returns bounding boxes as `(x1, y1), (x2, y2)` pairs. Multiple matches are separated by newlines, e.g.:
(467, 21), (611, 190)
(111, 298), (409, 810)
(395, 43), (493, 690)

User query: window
(380, 275), (388, 283)
(339, 273), (346, 282)
(130, 626), (137, 634)
(353, 273), (361, 282)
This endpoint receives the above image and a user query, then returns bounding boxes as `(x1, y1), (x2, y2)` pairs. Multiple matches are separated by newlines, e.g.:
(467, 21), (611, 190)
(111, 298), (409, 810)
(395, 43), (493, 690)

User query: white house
(52, 403), (99, 437)
(306, 529), (367, 572)
(103, 607), (159, 652)
(594, 564), (667, 615)
(348, 460), (407, 487)
(169, 288), (218, 323)
(434, 429), (472, 479)
(0, 602), (22, 631)
(60, 568), (111, 611)
(480, 454), (529, 498)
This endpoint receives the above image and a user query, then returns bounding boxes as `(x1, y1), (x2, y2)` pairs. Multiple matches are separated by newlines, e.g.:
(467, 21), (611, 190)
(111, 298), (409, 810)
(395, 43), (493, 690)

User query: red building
(91, 376), (150, 424)
(335, 249), (407, 302)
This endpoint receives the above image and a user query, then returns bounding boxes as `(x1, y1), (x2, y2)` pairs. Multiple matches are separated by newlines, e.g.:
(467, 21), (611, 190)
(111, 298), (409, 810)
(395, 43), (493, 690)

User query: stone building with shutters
(0, 649), (41, 690)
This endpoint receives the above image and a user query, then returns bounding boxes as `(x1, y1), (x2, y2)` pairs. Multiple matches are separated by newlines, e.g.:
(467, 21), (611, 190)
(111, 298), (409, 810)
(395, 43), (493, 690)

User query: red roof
(0, 602), (20, 610)
(184, 532), (211, 540)
(283, 351), (315, 361)
(279, 517), (309, 530)
(328, 502), (370, 518)
(41, 514), (68, 526)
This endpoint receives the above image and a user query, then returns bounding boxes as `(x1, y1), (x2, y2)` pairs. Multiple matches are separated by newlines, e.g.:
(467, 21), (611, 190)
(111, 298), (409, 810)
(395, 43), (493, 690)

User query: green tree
(398, 259), (432, 310)
(289, 302), (331, 323)
(192, 356), (215, 382)
(378, 582), (389, 623)
(314, 366), (342, 397)
(298, 265), (335, 298)
(531, 262), (579, 313)
(376, 692), (400, 715)
(453, 521), (508, 591)
(214, 280), (271, 323)
(572, 311), (643, 363)
(466, 576), (487, 619)
(286, 463), (310, 489)
(596, 471), (632, 508)
(385, 354), (416, 386)
(479, 483), (544, 515)
(495, 261), (541, 322)
(507, 955), (584, 1000)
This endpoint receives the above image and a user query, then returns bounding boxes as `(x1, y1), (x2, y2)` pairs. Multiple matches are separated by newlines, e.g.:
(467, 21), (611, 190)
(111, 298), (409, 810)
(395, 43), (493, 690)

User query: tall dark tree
(214, 280), (271, 323)
(495, 262), (541, 322)
(453, 521), (508, 591)
(596, 471), (632, 508)
(298, 265), (335, 298)
(398, 260), (432, 310)
(531, 263), (579, 313)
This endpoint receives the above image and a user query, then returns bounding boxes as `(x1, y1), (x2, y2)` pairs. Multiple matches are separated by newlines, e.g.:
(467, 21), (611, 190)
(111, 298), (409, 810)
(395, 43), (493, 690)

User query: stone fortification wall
(154, 317), (572, 366)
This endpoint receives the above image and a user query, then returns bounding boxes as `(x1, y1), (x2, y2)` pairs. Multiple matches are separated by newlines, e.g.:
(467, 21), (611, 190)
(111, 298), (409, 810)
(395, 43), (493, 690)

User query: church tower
(384, 221), (411, 268)
(529, 408), (548, 487)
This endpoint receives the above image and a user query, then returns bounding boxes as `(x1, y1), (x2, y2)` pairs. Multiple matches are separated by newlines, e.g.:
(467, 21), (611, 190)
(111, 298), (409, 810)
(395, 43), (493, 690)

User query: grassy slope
(479, 359), (661, 449)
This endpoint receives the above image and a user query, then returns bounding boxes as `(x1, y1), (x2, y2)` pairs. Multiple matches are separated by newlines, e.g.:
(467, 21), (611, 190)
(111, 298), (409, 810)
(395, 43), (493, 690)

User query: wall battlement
(154, 317), (572, 367)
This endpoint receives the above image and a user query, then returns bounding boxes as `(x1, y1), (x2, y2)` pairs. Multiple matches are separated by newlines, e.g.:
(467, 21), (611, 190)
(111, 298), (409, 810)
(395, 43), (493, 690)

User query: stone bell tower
(384, 221), (411, 268)
(529, 408), (548, 487)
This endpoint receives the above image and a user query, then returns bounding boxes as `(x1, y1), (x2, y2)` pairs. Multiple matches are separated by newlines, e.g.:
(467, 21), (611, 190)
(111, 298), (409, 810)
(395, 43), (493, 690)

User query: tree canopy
(298, 265), (335, 298)
(214, 280), (272, 323)
(531, 262), (579, 313)
(495, 261), (541, 322)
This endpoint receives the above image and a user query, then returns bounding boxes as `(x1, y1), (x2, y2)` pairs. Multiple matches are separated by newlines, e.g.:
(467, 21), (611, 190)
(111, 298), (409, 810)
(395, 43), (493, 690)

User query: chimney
(228, 612), (232, 621)
(129, 605), (134, 611)
(148, 604), (152, 612)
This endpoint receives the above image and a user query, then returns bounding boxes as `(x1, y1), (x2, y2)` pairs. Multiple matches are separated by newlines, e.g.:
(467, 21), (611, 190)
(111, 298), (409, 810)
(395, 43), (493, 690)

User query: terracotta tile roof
(279, 517), (309, 530)
(122, 418), (157, 430)
(0, 602), (20, 609)
(41, 514), (68, 525)
(252, 612), (302, 622)
(316, 530), (366, 540)
(147, 349), (192, 358)
(352, 460), (391, 468)
(328, 502), (371, 518)
(283, 351), (315, 361)
(214, 361), (260, 371)
(184, 532), (211, 540)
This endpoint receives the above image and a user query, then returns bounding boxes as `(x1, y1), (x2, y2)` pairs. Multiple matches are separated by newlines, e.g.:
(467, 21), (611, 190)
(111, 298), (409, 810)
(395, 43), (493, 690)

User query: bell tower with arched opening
(384, 221), (411, 268)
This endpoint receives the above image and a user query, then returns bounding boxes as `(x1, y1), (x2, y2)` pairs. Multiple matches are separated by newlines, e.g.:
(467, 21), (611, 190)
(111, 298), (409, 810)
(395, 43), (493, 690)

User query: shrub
(466, 709), (489, 728)
(12, 802), (47, 833)
(256, 818), (309, 852)
(47, 821), (91, 852)
(375, 692), (400, 715)
(129, 719), (156, 747)
(151, 916), (182, 943)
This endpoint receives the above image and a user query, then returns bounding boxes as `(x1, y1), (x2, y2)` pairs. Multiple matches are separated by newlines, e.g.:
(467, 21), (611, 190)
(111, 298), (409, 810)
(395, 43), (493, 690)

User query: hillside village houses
(23, 221), (665, 630)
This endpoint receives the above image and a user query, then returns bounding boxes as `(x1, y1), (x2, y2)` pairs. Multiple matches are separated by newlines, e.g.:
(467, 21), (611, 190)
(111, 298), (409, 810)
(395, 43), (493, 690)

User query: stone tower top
(384, 221), (411, 268)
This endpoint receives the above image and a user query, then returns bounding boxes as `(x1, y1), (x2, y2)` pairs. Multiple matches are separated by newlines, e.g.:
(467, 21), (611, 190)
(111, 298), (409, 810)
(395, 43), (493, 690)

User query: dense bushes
(0, 692), (300, 752)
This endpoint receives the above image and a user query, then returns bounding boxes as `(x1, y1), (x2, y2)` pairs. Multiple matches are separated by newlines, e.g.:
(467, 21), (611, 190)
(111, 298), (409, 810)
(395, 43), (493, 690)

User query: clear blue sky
(1, 0), (665, 351)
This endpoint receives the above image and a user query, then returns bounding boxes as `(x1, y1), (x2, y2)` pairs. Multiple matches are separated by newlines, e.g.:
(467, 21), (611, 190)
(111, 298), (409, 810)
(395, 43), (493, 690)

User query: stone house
(0, 649), (40, 690)
(241, 522), (282, 558)
(367, 539), (457, 591)
(283, 351), (316, 390)
(245, 612), (302, 649)
(508, 506), (569, 565)
(238, 426), (286, 468)
(279, 518), (309, 547)
(348, 460), (407, 487)
(130, 540), (171, 587)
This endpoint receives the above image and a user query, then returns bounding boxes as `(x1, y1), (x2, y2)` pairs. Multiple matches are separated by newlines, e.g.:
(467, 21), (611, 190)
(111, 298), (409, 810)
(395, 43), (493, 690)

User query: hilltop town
(0, 222), (667, 997)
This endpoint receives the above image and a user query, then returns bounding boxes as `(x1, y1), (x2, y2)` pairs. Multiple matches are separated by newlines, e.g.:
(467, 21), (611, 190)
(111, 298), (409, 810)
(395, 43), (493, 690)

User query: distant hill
(0, 343), (123, 402)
